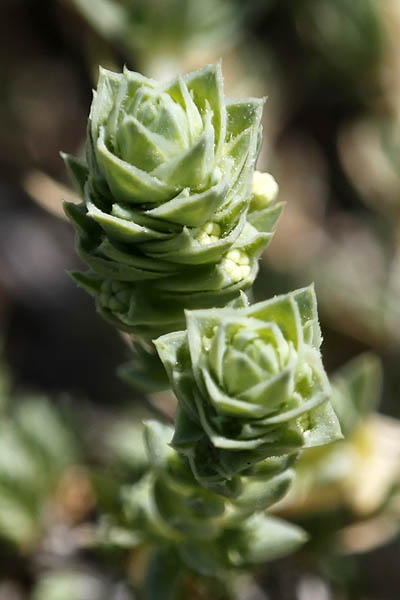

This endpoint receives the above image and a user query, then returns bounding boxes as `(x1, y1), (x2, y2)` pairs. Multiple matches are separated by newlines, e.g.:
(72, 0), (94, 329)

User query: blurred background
(1, 0), (400, 598)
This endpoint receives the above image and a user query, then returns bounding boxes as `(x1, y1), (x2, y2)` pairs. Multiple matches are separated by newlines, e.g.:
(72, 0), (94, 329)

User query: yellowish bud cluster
(251, 171), (279, 210)
(197, 222), (221, 245)
(221, 249), (251, 284)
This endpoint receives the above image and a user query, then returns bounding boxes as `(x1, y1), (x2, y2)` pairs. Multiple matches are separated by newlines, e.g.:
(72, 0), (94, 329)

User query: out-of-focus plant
(0, 359), (148, 599)
(32, 569), (133, 600)
(275, 353), (400, 560)
(0, 392), (79, 549)
(67, 0), (243, 78)
(256, 0), (400, 364)
(291, 0), (383, 97)
(307, 224), (400, 350)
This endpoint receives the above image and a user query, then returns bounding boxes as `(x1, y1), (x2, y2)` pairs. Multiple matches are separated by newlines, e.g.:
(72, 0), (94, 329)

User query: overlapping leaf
(114, 421), (306, 576)
(155, 286), (342, 494)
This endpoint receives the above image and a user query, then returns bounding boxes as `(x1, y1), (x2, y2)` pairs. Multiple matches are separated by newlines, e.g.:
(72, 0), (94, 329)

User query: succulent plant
(59, 59), (351, 596)
(0, 397), (78, 548)
(68, 0), (241, 71)
(155, 285), (342, 495)
(63, 62), (282, 340)
(330, 352), (382, 436)
(32, 568), (133, 600)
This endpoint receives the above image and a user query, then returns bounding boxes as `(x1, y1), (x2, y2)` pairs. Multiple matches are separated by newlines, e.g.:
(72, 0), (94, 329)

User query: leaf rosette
(155, 286), (342, 495)
(63, 63), (282, 338)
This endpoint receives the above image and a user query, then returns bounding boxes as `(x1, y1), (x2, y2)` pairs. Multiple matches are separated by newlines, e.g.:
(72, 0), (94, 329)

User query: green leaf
(248, 201), (284, 234)
(143, 216), (244, 266)
(233, 469), (295, 513)
(331, 352), (382, 435)
(69, 0), (125, 40)
(302, 400), (343, 447)
(61, 153), (88, 194)
(225, 97), (265, 140)
(0, 491), (37, 547)
(69, 270), (103, 297)
(244, 293), (303, 350)
(236, 514), (307, 565)
(33, 569), (105, 600)
(144, 550), (182, 600)
(143, 421), (175, 468)
(183, 63), (226, 155)
(146, 173), (229, 227)
(292, 284), (322, 348)
(178, 541), (225, 576)
(117, 115), (176, 171)
(151, 113), (215, 189)
(63, 201), (100, 238)
(118, 342), (170, 393)
(97, 127), (178, 204)
(106, 420), (149, 474)
(87, 199), (172, 243)
(90, 67), (124, 136)
(170, 404), (203, 451)
(165, 77), (203, 144)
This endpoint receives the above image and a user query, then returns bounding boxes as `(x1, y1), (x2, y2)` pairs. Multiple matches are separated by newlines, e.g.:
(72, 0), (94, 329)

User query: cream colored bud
(222, 259), (250, 284)
(197, 222), (221, 245)
(226, 249), (241, 263)
(198, 232), (211, 245)
(222, 249), (252, 283)
(226, 249), (250, 265)
(240, 265), (251, 278)
(202, 222), (221, 236)
(251, 171), (279, 210)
